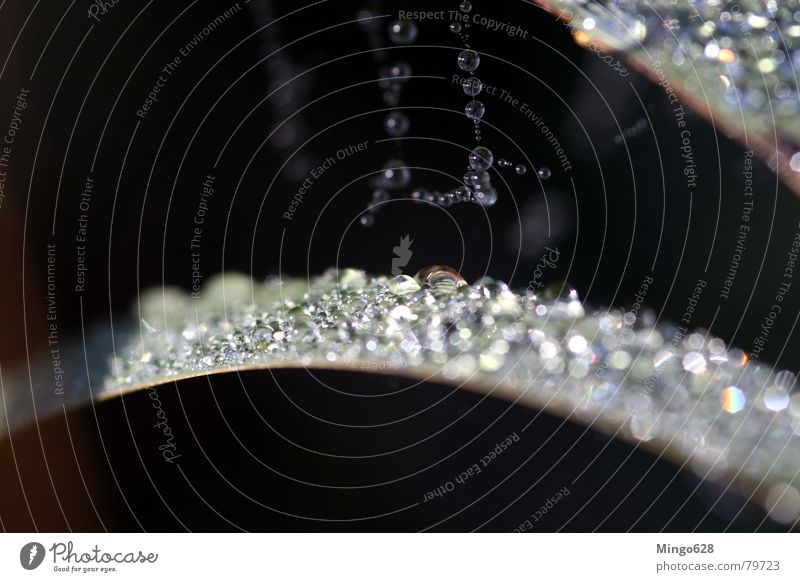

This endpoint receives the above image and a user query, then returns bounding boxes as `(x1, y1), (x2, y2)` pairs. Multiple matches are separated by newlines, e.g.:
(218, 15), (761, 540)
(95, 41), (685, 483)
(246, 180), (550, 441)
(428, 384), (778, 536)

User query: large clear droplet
(469, 146), (493, 170)
(457, 49), (480, 72)
(465, 100), (485, 120)
(460, 1), (472, 13)
(383, 111), (410, 136)
(537, 167), (552, 179)
(414, 265), (467, 293)
(462, 76), (483, 97)
(388, 20), (418, 44)
(515, 164), (527, 175)
(449, 22), (462, 33)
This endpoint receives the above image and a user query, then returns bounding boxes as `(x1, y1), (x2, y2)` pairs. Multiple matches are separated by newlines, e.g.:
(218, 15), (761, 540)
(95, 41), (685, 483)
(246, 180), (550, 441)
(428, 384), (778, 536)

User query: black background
(0, 0), (797, 531)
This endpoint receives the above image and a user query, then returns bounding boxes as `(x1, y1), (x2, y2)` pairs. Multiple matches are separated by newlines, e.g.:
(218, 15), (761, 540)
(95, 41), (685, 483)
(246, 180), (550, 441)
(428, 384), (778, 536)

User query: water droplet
(449, 22), (462, 33)
(457, 49), (480, 72)
(435, 192), (452, 206)
(380, 159), (412, 189)
(463, 171), (482, 187)
(383, 111), (410, 136)
(682, 351), (707, 374)
(630, 413), (656, 441)
(359, 213), (375, 227)
(388, 20), (418, 44)
(469, 146), (493, 170)
(720, 386), (746, 413)
(414, 265), (467, 293)
(497, 159), (511, 167)
(568, 335), (588, 354)
(455, 186), (474, 202)
(465, 100), (484, 120)
(479, 352), (504, 372)
(474, 187), (498, 207)
(540, 281), (577, 300)
(460, 1), (472, 13)
(766, 483), (800, 524)
(763, 386), (791, 411)
(790, 152), (800, 172)
(371, 188), (390, 204)
(537, 166), (552, 179)
(775, 370), (797, 391)
(387, 61), (411, 81)
(514, 164), (527, 175)
(462, 76), (483, 97)
(389, 275), (421, 295)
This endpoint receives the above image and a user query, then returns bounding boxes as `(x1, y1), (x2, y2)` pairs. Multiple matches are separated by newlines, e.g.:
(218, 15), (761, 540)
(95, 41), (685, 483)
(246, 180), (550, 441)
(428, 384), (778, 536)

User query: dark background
(0, 0), (797, 531)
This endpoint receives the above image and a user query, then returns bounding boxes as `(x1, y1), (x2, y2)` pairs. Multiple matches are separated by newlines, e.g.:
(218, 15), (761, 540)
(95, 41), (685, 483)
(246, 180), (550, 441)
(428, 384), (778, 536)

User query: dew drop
(389, 275), (421, 295)
(537, 166), (552, 179)
(497, 158), (511, 167)
(457, 49), (480, 72)
(463, 170), (481, 187)
(766, 483), (800, 524)
(514, 164), (527, 175)
(383, 111), (410, 136)
(682, 352), (707, 374)
(388, 61), (411, 81)
(474, 187), (498, 207)
(414, 265), (467, 292)
(464, 170), (491, 190)
(449, 22), (462, 33)
(465, 100), (485, 120)
(775, 370), (797, 391)
(763, 386), (790, 412)
(388, 20), (418, 44)
(720, 386), (746, 413)
(380, 159), (412, 189)
(460, 1), (472, 13)
(455, 185), (474, 202)
(461, 76), (483, 97)
(371, 188), (390, 204)
(468, 146), (493, 170)
(540, 281), (578, 301)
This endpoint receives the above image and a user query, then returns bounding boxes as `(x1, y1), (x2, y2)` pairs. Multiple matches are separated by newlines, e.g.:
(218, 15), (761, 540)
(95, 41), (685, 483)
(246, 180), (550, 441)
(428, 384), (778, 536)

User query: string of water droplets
(357, 0), (551, 226)
(248, 0), (313, 181)
(357, 2), (416, 226)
